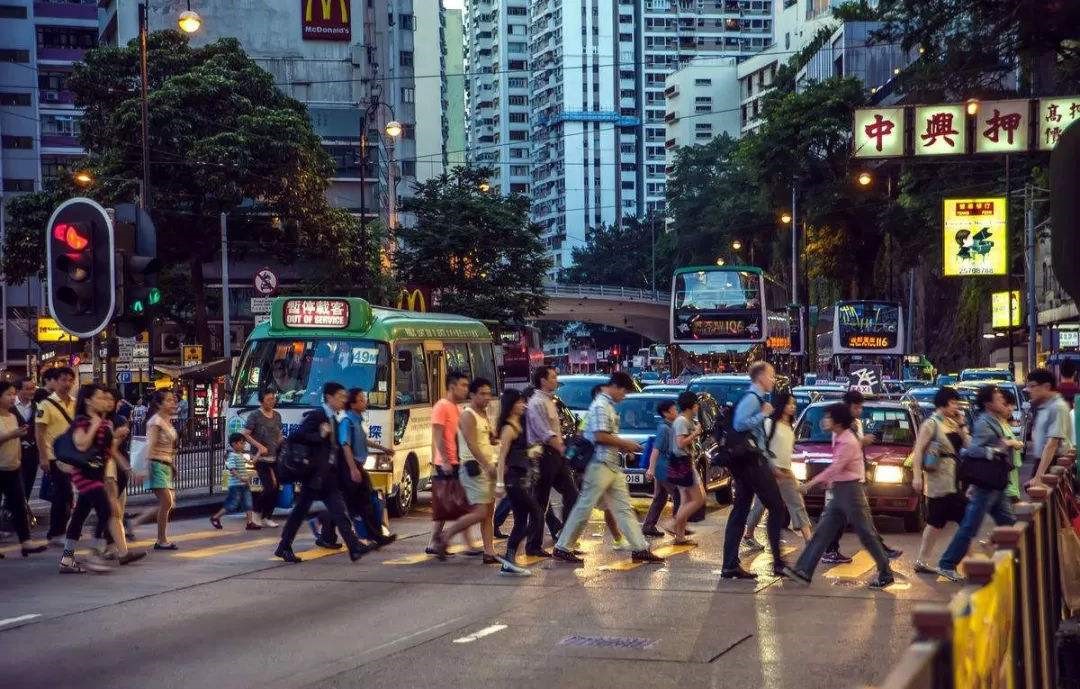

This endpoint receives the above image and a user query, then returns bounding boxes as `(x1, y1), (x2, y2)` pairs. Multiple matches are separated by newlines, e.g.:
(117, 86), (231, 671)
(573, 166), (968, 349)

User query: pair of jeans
(555, 461), (647, 553)
(722, 461), (787, 570)
(795, 480), (891, 578)
(532, 449), (578, 550)
(938, 486), (1016, 571)
(747, 474), (811, 532)
(66, 485), (111, 542)
(280, 481), (362, 554)
(46, 465), (74, 539)
(642, 478), (682, 531)
(505, 467), (543, 554)
(0, 468), (31, 542)
(255, 462), (280, 520)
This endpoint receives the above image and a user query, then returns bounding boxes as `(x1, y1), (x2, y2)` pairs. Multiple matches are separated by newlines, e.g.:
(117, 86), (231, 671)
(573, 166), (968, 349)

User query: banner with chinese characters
(1039, 97), (1080, 150)
(943, 198), (1007, 276)
(975, 100), (1030, 154)
(991, 291), (1021, 328)
(914, 104), (967, 156)
(853, 107), (905, 158)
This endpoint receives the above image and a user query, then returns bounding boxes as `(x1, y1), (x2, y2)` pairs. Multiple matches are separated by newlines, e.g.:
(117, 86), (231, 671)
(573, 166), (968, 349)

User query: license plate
(625, 473), (645, 484)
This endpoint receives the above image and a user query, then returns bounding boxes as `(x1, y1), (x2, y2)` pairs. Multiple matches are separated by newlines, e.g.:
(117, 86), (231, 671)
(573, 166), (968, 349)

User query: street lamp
(384, 120), (403, 139)
(177, 9), (201, 33)
(780, 211), (792, 224)
(479, 181), (491, 193)
(73, 170), (93, 186)
(357, 100), (398, 227)
(857, 171), (873, 187)
(966, 98), (980, 116)
(731, 240), (743, 251)
(715, 257), (725, 266)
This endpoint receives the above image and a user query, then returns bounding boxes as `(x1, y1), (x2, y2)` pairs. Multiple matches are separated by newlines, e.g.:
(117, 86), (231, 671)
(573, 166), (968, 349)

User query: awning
(178, 358), (232, 381)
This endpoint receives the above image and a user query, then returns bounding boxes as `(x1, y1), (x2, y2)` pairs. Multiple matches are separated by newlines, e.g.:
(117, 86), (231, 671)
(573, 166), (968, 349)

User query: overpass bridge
(540, 283), (670, 341)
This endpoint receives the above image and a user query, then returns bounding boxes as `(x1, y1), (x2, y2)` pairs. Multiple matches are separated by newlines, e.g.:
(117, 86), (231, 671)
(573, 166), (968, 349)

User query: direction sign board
(250, 297), (272, 315)
(254, 267), (278, 296)
(182, 344), (203, 367)
(116, 371), (132, 384)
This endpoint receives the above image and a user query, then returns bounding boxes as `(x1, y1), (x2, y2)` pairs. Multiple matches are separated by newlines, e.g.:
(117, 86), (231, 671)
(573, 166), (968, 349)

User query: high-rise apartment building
(100, 0), (421, 222)
(443, 6), (467, 167)
(463, 0), (530, 194)
(663, 57), (740, 162)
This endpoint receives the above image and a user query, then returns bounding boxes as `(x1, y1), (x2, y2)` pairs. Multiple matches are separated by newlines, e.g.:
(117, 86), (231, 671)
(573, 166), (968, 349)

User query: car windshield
(232, 338), (391, 409)
(796, 405), (915, 445)
(961, 369), (1010, 381)
(909, 388), (938, 402)
(557, 379), (604, 410)
(617, 397), (669, 433)
(687, 380), (749, 405)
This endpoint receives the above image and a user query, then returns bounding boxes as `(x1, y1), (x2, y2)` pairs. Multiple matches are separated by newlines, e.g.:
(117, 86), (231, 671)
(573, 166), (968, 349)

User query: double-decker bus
(490, 323), (543, 388)
(227, 296), (498, 518)
(668, 265), (794, 375)
(816, 300), (905, 380)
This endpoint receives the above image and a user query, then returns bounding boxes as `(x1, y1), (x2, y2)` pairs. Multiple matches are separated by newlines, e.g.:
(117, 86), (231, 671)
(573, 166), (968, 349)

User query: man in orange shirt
(427, 370), (476, 555)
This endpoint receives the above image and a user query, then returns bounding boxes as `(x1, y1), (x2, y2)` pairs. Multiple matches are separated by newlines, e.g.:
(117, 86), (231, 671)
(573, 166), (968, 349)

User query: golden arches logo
(304, 0), (348, 23)
(396, 289), (426, 312)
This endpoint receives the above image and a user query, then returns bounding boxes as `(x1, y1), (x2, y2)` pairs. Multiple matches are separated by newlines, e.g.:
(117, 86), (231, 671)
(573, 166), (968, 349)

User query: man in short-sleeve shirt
(35, 367), (77, 542)
(1025, 367), (1074, 489)
(428, 371), (470, 553)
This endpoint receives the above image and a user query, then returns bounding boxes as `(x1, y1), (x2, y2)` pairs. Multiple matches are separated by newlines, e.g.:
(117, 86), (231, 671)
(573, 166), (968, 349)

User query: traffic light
(113, 204), (160, 338)
(45, 198), (115, 338)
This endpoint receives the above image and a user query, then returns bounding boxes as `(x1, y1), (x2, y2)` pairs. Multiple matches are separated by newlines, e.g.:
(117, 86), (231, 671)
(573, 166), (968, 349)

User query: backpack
(276, 415), (320, 482)
(565, 434), (595, 472)
(709, 394), (767, 469)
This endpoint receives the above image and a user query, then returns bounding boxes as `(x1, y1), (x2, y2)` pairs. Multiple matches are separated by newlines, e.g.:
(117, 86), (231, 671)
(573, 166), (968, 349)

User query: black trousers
(280, 479), (362, 554)
(642, 478), (683, 531)
(722, 461), (787, 570)
(66, 485), (111, 542)
(321, 469), (382, 544)
(20, 450), (39, 499)
(0, 468), (31, 542)
(531, 450), (578, 550)
(506, 468), (543, 554)
(46, 465), (74, 539)
(255, 462), (280, 520)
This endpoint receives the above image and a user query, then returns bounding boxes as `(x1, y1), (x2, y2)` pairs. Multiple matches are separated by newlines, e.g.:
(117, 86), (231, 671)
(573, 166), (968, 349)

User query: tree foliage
(562, 215), (673, 289)
(396, 166), (549, 322)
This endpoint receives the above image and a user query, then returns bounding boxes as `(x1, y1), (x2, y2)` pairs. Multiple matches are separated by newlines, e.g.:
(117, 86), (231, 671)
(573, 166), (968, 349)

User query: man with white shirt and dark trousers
(527, 367), (578, 554)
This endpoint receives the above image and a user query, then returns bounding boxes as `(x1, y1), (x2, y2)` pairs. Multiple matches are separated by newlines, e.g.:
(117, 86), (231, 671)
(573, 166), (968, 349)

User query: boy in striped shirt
(210, 433), (262, 531)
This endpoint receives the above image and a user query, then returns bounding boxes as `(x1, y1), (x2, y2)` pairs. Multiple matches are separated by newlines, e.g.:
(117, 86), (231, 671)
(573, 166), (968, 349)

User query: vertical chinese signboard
(853, 107), (906, 158)
(914, 104), (967, 156)
(302, 0), (351, 41)
(991, 291), (1021, 328)
(975, 100), (1030, 154)
(1039, 97), (1080, 150)
(942, 198), (1007, 277)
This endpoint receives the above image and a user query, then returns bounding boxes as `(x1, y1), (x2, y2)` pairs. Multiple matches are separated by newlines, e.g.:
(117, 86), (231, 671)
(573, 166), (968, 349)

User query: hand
(912, 475), (923, 493)
(114, 426), (130, 442)
(349, 466), (363, 483)
(319, 422), (331, 438)
(13, 426), (28, 438)
(1004, 439), (1024, 451)
(863, 434), (877, 446)
(645, 467), (655, 481)
(256, 443), (269, 457)
(627, 441), (643, 453)
(760, 402), (774, 417)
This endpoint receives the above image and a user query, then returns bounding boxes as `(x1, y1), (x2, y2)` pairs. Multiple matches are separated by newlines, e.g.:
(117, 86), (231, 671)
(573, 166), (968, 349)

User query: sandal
(59, 558), (88, 574)
(153, 542), (178, 551)
(209, 516), (222, 529)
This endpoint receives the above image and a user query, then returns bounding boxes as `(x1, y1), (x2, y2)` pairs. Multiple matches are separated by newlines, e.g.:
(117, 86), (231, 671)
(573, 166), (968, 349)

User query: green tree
(562, 215), (672, 289)
(1, 31), (386, 346)
(0, 178), (74, 282)
(396, 166), (550, 322)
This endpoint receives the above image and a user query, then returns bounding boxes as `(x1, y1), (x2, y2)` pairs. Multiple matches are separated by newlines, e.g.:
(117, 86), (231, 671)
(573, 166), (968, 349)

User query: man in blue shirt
(642, 399), (683, 536)
(720, 361), (789, 579)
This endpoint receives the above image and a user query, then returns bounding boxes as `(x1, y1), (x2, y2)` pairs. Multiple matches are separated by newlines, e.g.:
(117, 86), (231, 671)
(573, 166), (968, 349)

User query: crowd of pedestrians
(3, 360), (1072, 588)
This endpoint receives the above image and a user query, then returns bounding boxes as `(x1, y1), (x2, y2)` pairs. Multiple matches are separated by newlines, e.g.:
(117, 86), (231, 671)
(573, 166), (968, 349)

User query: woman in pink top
(783, 403), (895, 589)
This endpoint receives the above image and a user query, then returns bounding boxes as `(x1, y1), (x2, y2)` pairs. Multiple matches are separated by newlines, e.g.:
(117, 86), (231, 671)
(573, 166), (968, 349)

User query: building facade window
(399, 51), (413, 67)
(0, 49), (31, 63)
(0, 4), (27, 18)
(1, 135), (33, 149)
(2, 179), (35, 192)
(0, 92), (32, 106)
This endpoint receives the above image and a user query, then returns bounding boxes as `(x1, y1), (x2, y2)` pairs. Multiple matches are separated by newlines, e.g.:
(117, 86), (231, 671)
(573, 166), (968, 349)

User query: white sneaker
(262, 519), (280, 528)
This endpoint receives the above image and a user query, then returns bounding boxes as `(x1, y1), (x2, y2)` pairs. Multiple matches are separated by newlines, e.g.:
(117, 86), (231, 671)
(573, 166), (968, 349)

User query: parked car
(952, 380), (1029, 437)
(641, 384), (687, 395)
(613, 391), (733, 503)
(792, 400), (925, 531)
(960, 367), (1015, 383)
(686, 374), (752, 406)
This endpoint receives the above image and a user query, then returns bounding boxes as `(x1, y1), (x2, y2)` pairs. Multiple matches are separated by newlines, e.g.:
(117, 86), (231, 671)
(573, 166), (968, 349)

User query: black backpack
(709, 394), (766, 469)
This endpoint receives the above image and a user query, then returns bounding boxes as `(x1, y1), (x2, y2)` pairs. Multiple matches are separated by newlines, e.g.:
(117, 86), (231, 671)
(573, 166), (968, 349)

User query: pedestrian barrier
(127, 417), (226, 498)
(866, 457), (1080, 689)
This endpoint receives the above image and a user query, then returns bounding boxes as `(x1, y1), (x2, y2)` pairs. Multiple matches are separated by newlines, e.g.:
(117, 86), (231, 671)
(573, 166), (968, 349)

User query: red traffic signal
(45, 198), (115, 338)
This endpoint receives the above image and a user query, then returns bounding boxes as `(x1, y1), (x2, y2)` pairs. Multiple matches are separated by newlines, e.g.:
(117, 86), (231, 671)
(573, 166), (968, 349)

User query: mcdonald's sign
(302, 0), (351, 41)
(396, 288), (428, 313)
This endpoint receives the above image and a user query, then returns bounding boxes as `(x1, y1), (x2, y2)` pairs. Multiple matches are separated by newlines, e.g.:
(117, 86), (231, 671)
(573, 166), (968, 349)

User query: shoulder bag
(957, 418), (1011, 490)
(922, 417), (942, 473)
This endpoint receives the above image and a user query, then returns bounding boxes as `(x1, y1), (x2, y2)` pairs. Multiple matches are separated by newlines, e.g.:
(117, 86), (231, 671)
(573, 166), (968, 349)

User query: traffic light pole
(138, 2), (155, 390)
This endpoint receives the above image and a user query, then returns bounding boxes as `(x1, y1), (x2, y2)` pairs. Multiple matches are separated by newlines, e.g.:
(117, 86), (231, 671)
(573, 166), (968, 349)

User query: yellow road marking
(651, 543), (697, 558)
(128, 528), (237, 549)
(822, 549), (876, 579)
(747, 545), (797, 570)
(597, 560), (642, 572)
(175, 536), (280, 559)
(383, 553), (433, 565)
(515, 554), (547, 566)
(288, 545), (347, 561)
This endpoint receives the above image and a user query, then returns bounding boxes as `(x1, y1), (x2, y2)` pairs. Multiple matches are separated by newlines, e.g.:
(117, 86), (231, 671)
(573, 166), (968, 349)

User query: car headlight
(873, 464), (905, 484)
(364, 453), (394, 471)
(791, 462), (807, 481)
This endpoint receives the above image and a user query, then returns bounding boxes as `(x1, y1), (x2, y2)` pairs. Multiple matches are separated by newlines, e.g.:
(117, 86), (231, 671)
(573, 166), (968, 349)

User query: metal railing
(127, 417), (226, 498)
(867, 457), (1078, 689)
(543, 282), (671, 303)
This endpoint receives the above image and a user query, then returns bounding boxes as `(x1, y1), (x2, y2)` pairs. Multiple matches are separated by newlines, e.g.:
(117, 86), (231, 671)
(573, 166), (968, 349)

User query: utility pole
(138, 2), (155, 388)
(1005, 154), (1015, 378)
(1024, 186), (1042, 376)
(790, 185), (797, 306)
(220, 212), (230, 363)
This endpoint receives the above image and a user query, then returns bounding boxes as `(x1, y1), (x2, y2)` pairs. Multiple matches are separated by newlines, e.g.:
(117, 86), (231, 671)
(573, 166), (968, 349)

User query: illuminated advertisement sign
(853, 107), (906, 158)
(1038, 97), (1080, 150)
(682, 313), (764, 342)
(914, 104), (967, 156)
(283, 299), (350, 328)
(975, 100), (1030, 154)
(943, 198), (1007, 277)
(991, 291), (1021, 329)
(302, 0), (351, 41)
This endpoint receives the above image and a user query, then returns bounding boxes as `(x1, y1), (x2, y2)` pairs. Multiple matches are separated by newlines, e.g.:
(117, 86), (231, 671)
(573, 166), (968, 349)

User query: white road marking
(0, 614), (41, 629)
(452, 623), (508, 644)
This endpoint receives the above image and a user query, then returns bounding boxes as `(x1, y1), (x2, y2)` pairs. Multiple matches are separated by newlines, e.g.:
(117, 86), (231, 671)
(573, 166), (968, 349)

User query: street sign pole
(221, 212), (230, 363)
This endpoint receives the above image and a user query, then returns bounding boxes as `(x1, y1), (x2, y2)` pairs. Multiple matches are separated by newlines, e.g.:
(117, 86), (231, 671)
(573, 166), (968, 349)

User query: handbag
(277, 439), (316, 482)
(922, 418), (942, 473)
(565, 435), (595, 471)
(129, 435), (149, 474)
(431, 470), (470, 521)
(52, 429), (105, 473)
(957, 419), (1011, 491)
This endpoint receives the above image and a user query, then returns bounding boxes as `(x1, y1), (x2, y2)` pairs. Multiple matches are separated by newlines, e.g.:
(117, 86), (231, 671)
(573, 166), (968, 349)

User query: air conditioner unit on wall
(160, 332), (182, 355)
